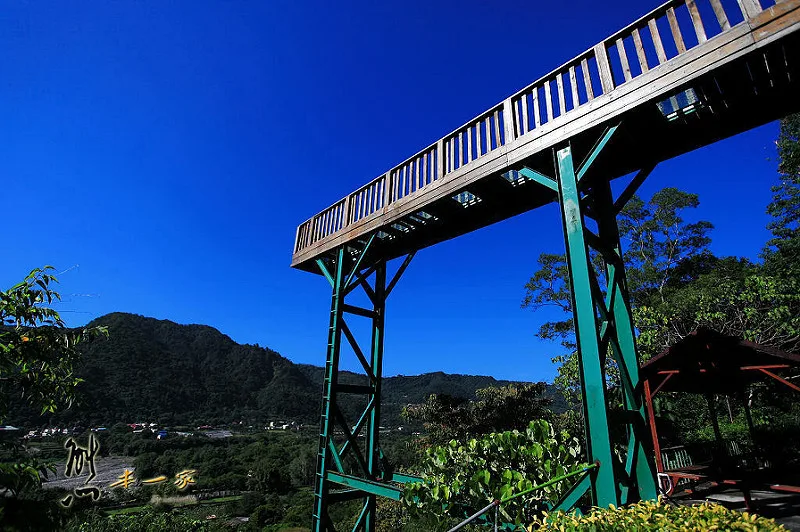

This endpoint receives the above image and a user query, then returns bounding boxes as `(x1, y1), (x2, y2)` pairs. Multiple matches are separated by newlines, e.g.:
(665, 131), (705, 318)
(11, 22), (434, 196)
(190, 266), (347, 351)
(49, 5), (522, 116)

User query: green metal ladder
(312, 243), (416, 531)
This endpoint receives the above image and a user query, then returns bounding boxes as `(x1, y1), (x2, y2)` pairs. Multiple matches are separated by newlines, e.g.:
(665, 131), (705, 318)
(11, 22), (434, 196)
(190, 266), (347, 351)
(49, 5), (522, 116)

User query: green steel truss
(311, 124), (658, 526)
(546, 124), (657, 506)
(312, 243), (416, 532)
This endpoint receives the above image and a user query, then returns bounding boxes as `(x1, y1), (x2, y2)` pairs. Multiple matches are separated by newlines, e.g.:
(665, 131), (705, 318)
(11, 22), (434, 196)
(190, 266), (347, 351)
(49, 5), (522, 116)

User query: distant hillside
(298, 366), (566, 428)
(11, 313), (563, 427)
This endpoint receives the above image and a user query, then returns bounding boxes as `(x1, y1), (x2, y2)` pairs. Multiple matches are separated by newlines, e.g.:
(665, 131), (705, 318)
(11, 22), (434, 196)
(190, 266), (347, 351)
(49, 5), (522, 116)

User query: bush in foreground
(533, 499), (785, 531)
(405, 420), (584, 529)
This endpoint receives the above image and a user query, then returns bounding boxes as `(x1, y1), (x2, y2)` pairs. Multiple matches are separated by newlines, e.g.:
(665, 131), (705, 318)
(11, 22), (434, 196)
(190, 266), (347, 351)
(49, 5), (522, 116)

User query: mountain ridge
(11, 312), (563, 426)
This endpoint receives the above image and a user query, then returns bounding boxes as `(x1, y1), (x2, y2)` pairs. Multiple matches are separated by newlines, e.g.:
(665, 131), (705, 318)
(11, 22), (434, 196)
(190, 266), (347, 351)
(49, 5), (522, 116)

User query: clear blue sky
(0, 1), (781, 382)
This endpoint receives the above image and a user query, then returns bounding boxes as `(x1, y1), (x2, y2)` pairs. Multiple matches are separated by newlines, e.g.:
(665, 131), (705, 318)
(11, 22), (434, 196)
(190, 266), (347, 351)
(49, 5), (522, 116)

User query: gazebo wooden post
(644, 378), (664, 473)
(740, 389), (756, 443)
(705, 393), (724, 451)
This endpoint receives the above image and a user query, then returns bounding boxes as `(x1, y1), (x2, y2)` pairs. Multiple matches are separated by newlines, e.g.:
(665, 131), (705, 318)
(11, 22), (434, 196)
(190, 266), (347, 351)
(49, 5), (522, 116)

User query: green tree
(0, 267), (106, 529)
(0, 267), (106, 420)
(634, 115), (800, 357)
(765, 112), (800, 275)
(403, 383), (553, 446)
(522, 188), (714, 401)
(635, 261), (800, 356)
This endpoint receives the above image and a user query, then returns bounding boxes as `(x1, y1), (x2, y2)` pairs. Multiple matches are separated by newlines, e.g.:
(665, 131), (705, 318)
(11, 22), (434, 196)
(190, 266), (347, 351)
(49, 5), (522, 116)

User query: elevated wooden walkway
(292, 0), (800, 272)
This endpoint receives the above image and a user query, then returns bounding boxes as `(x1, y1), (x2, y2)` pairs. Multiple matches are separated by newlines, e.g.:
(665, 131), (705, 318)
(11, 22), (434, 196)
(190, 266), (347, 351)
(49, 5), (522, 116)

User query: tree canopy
(0, 267), (106, 422)
(523, 114), (800, 404)
(402, 383), (555, 446)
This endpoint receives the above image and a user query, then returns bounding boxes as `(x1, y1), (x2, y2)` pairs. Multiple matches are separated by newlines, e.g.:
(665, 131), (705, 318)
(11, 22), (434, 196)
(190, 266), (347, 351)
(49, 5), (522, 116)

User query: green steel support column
(363, 263), (386, 532)
(555, 145), (618, 507)
(312, 247), (411, 531)
(593, 181), (657, 502)
(313, 248), (347, 532)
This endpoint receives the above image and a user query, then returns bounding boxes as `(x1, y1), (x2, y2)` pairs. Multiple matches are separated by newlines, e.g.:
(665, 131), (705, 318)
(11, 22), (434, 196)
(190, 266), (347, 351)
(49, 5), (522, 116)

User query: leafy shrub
(250, 499), (284, 527)
(404, 420), (584, 528)
(534, 499), (786, 531)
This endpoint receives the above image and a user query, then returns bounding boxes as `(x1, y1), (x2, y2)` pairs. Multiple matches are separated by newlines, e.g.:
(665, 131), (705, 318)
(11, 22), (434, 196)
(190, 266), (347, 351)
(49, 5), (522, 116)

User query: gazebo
(640, 328), (800, 499)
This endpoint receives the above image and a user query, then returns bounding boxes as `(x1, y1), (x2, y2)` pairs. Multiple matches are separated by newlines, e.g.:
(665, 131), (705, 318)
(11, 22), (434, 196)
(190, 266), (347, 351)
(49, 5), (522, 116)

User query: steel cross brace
(551, 124), (657, 508)
(312, 240), (415, 532)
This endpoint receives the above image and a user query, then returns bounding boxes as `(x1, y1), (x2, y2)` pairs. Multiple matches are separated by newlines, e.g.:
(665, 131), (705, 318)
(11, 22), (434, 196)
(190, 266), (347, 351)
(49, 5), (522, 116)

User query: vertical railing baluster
(383, 173), (391, 208)
(297, 224), (304, 250)
(556, 74), (567, 115)
(545, 81), (554, 122)
(311, 216), (317, 243)
(476, 120), (482, 156)
(687, 0), (708, 43)
(343, 196), (352, 226)
(521, 94), (529, 134)
(667, 7), (687, 54)
(494, 111), (501, 148)
(738, 0), (762, 19)
(325, 210), (331, 237)
(617, 38), (632, 82)
(436, 139), (444, 179)
(569, 66), (580, 108)
(594, 43), (616, 93)
(466, 126), (473, 162)
(648, 18), (669, 64)
(448, 137), (454, 173)
(709, 0), (731, 30)
(581, 58), (595, 100)
(503, 98), (516, 144)
(294, 224), (302, 252)
(332, 206), (337, 233)
(533, 87), (542, 126)
(632, 28), (650, 72)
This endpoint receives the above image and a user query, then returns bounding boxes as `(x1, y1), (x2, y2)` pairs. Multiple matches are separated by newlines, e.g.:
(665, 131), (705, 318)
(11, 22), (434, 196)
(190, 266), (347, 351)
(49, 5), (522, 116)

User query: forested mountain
(11, 312), (561, 427)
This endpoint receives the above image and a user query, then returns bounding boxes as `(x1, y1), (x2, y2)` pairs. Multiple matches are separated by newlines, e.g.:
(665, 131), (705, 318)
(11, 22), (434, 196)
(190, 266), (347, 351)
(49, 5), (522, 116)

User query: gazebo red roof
(639, 328), (800, 394)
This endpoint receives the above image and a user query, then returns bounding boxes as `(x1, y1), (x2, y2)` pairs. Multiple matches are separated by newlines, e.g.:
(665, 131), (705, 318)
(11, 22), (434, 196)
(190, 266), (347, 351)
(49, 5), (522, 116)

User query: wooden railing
(294, 0), (776, 255)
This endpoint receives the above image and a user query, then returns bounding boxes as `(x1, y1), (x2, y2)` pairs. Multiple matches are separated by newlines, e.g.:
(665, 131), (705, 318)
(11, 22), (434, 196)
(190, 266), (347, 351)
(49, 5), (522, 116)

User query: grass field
(104, 494), (243, 516)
